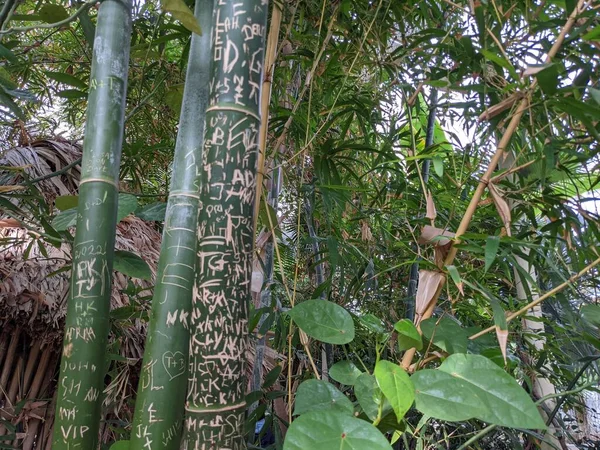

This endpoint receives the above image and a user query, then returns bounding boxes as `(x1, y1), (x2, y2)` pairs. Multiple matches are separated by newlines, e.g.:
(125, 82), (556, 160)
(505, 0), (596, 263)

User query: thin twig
(0, 0), (98, 36)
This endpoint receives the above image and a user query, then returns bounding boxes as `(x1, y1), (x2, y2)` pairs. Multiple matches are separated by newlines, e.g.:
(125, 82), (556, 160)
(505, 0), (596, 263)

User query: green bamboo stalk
(51, 1), (132, 448)
(129, 1), (214, 448)
(183, 1), (269, 448)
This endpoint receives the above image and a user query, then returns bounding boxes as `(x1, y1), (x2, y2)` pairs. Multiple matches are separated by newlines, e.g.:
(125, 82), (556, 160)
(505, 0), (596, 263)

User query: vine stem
(456, 424), (497, 450)
(0, 0), (98, 36)
(401, 0), (589, 371)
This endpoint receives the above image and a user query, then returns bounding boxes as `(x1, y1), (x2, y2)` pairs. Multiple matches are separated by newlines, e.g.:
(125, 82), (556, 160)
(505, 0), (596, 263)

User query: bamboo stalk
(51, 1), (133, 447)
(129, 1), (213, 449)
(401, 0), (589, 370)
(0, 330), (9, 367)
(183, 1), (269, 447)
(253, 1), (282, 228)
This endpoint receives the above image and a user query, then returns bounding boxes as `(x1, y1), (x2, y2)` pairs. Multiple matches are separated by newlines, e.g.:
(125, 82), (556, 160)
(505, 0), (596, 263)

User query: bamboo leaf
(374, 360), (415, 422)
(45, 71), (88, 89)
(484, 236), (501, 273)
(581, 304), (600, 327)
(288, 299), (355, 345)
(445, 265), (464, 296)
(113, 250), (152, 280)
(56, 89), (87, 99)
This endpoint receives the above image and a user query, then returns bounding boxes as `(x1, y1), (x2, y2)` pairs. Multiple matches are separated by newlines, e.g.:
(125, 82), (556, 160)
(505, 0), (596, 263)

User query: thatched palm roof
(0, 139), (160, 357)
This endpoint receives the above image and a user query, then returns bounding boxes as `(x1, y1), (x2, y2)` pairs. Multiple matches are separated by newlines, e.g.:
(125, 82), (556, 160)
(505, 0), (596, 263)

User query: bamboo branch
(401, 0), (589, 370)
(470, 256), (600, 340)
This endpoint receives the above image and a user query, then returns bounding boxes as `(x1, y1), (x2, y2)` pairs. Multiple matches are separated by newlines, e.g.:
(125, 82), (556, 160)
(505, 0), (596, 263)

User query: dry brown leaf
(419, 225), (455, 247)
(0, 218), (22, 228)
(496, 327), (508, 364)
(415, 270), (445, 318)
(488, 183), (512, 236)
(425, 190), (437, 221)
(478, 92), (524, 122)
(361, 220), (373, 242)
(0, 185), (25, 193)
(522, 65), (547, 77)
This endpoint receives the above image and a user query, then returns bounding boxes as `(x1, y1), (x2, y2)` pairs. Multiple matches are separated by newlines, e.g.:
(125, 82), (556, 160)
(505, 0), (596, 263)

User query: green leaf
(421, 317), (468, 354)
(39, 4), (69, 23)
(283, 410), (392, 450)
(394, 319), (423, 351)
(55, 195), (79, 211)
(583, 26), (600, 41)
(0, 44), (17, 63)
(484, 236), (500, 273)
(412, 354), (546, 429)
(294, 380), (354, 416)
(52, 208), (77, 231)
(135, 201), (167, 221)
(446, 264), (464, 294)
(330, 360), (362, 386)
(535, 63), (559, 96)
(288, 299), (355, 345)
(374, 360), (415, 422)
(45, 71), (87, 89)
(355, 373), (388, 421)
(263, 365), (282, 389)
(160, 0), (202, 34)
(360, 314), (386, 334)
(117, 193), (139, 222)
(581, 304), (600, 327)
(432, 156), (443, 177)
(56, 89), (87, 99)
(589, 87), (600, 106)
(113, 250), (152, 280)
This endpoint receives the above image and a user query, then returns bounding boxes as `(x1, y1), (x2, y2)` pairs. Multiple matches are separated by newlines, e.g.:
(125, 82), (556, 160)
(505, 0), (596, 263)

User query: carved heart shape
(162, 351), (186, 380)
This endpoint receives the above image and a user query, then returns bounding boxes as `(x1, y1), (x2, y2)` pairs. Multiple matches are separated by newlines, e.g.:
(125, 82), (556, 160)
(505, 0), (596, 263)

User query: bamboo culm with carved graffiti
(183, 0), (269, 448)
(128, 1), (214, 449)
(52, 1), (132, 448)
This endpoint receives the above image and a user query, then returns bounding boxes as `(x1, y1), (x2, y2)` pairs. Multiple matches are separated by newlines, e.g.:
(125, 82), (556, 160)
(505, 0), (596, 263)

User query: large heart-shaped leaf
(113, 250), (152, 280)
(294, 379), (354, 416)
(284, 411), (392, 450)
(55, 195), (79, 211)
(117, 193), (139, 222)
(288, 299), (355, 344)
(330, 360), (362, 386)
(412, 354), (546, 429)
(135, 201), (167, 221)
(394, 319), (422, 351)
(354, 373), (390, 421)
(420, 317), (468, 354)
(161, 0), (202, 34)
(374, 360), (414, 422)
(52, 208), (77, 231)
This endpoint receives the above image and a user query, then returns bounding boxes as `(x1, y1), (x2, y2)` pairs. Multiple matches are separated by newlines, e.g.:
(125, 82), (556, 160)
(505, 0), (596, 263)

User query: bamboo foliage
(183, 0), (269, 448)
(51, 1), (132, 448)
(129, 1), (214, 448)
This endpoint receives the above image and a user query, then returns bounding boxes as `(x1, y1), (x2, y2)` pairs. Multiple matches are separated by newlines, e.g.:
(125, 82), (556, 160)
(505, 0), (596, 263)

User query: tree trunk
(183, 1), (268, 448)
(129, 1), (213, 449)
(52, 1), (132, 448)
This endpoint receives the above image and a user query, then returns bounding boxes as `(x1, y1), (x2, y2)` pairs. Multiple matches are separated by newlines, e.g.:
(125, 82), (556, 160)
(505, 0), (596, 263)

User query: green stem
(0, 0), (97, 36)
(183, 0), (268, 448)
(51, 1), (132, 448)
(457, 424), (497, 450)
(128, 1), (213, 449)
